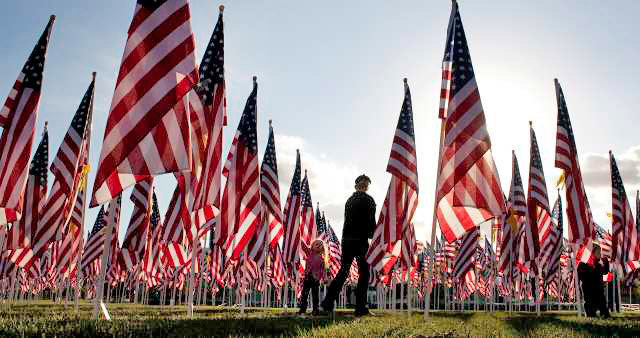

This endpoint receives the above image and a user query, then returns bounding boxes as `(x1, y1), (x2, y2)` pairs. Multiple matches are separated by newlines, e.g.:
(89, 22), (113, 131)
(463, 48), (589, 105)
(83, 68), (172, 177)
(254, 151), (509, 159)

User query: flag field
(2, 0), (640, 334)
(0, 302), (638, 337)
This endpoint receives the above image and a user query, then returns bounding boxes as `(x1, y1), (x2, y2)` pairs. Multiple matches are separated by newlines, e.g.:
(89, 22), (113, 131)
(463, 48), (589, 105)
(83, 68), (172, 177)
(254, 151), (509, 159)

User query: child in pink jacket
(298, 239), (326, 316)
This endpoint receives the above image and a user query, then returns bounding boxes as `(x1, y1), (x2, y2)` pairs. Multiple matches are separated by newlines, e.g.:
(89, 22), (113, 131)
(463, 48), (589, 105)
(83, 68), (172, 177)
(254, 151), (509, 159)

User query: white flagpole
(571, 248), (582, 316)
(93, 200), (116, 319)
(425, 121), (446, 318)
(616, 273), (622, 313)
(536, 270), (541, 315)
(241, 246), (248, 315)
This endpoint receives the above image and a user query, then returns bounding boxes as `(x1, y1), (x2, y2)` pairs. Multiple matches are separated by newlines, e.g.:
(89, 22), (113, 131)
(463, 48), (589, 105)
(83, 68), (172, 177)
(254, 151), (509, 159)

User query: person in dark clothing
(577, 245), (611, 318)
(321, 174), (376, 316)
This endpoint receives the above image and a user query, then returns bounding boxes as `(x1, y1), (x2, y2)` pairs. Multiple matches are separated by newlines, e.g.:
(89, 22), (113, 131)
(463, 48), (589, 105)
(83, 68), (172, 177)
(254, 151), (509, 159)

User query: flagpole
(425, 119), (446, 319)
(93, 200), (115, 319)
(616, 273), (622, 313)
(536, 269), (541, 316)
(187, 233), (197, 317)
(571, 247), (582, 316)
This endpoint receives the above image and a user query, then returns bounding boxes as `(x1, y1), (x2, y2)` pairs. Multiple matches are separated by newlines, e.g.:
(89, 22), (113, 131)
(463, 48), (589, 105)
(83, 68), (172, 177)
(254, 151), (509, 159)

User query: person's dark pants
(323, 240), (369, 312)
(584, 286), (610, 318)
(584, 293), (596, 317)
(298, 274), (320, 313)
(594, 287), (610, 318)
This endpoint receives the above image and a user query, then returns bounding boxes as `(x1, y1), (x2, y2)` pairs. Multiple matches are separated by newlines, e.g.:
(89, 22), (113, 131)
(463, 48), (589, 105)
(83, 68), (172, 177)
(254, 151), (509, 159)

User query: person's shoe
(295, 311), (305, 318)
(312, 309), (320, 316)
(354, 308), (371, 317)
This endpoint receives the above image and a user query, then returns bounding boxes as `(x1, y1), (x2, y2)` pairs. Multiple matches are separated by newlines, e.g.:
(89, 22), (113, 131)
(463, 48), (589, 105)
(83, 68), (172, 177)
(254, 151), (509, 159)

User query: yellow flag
(506, 211), (518, 233)
(78, 164), (91, 191)
(556, 171), (566, 189)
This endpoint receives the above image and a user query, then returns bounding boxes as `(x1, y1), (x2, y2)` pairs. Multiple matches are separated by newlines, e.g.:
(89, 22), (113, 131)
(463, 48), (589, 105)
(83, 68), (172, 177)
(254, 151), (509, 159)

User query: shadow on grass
(430, 311), (475, 322)
(0, 314), (355, 337)
(501, 312), (640, 336)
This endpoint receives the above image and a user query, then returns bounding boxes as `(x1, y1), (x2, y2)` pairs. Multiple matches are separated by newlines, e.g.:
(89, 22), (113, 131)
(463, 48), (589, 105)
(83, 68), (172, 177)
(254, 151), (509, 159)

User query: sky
(1, 0), (640, 246)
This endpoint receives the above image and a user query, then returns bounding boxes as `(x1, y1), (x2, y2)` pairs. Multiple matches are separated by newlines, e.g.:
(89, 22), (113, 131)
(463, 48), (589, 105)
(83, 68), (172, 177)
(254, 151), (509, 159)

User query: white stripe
(123, 0), (187, 59)
(110, 21), (193, 111)
(103, 43), (194, 159)
(164, 100), (190, 171)
(438, 125), (489, 190)
(444, 99), (483, 146)
(0, 89), (37, 203)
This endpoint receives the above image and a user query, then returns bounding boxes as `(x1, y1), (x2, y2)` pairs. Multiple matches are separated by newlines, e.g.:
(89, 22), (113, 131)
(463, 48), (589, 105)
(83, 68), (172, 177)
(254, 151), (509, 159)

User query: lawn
(0, 302), (638, 337)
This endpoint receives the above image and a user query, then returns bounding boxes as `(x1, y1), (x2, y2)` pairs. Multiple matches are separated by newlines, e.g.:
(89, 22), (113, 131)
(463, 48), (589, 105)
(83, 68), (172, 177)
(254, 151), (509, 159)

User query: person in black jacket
(321, 174), (376, 316)
(577, 245), (611, 318)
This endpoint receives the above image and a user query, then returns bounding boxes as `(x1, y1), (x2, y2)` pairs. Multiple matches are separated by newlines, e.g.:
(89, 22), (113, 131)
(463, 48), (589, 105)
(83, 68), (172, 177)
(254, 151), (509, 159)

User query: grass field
(1, 301), (639, 337)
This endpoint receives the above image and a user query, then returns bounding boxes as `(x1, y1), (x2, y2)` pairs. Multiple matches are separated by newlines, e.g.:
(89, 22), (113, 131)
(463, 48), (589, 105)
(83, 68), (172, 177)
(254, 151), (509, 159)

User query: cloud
(274, 134), (366, 235)
(273, 133), (430, 242)
(581, 148), (640, 188)
(580, 145), (640, 228)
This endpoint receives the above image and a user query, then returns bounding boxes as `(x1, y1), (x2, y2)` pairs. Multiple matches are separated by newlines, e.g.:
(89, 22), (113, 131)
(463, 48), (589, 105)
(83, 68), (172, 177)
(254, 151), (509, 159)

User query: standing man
(321, 174), (376, 316)
(577, 245), (611, 318)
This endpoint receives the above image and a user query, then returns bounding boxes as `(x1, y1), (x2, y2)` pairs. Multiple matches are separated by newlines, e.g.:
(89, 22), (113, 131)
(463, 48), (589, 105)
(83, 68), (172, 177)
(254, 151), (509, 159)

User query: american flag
(56, 180), (87, 280)
(0, 16), (54, 225)
(217, 78), (260, 260)
(326, 221), (341, 278)
(260, 121), (284, 248)
(315, 205), (326, 241)
(594, 223), (612, 259)
(453, 226), (478, 279)
(80, 206), (106, 272)
(497, 211), (517, 276)
(6, 125), (48, 263)
(208, 244), (224, 288)
(630, 192), (640, 272)
(161, 179), (189, 268)
(90, 0), (197, 206)
(525, 124), (548, 262)
(282, 150), (302, 269)
(247, 180), (269, 272)
(382, 78), (418, 249)
(31, 76), (95, 269)
(435, 236), (446, 269)
(104, 195), (123, 273)
(509, 152), (527, 216)
(367, 219), (400, 275)
(120, 178), (154, 270)
(269, 245), (285, 288)
(143, 197), (164, 284)
(547, 280), (559, 300)
(554, 79), (593, 246)
(462, 269), (477, 299)
(435, 1), (505, 243)
(247, 220), (268, 272)
(542, 195), (563, 285)
(299, 170), (316, 260)
(498, 154), (524, 274)
(485, 237), (495, 261)
(401, 222), (417, 270)
(610, 152), (634, 270)
(191, 6), (227, 234)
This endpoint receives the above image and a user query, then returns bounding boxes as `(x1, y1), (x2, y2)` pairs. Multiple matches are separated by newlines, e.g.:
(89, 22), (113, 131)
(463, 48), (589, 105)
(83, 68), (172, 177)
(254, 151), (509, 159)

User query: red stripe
(0, 92), (38, 207)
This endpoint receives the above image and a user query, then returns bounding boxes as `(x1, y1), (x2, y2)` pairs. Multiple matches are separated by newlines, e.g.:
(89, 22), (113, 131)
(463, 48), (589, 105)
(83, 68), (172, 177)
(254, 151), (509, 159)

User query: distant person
(297, 239), (326, 316)
(577, 245), (611, 318)
(321, 174), (376, 316)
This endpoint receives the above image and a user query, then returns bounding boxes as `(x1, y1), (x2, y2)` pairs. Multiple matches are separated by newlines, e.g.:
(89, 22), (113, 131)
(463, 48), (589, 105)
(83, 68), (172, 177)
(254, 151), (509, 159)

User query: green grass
(0, 301), (639, 337)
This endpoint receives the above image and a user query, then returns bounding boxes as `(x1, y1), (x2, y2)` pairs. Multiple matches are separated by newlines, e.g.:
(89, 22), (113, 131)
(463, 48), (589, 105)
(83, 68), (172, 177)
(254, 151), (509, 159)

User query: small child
(298, 239), (326, 316)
